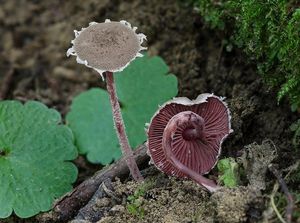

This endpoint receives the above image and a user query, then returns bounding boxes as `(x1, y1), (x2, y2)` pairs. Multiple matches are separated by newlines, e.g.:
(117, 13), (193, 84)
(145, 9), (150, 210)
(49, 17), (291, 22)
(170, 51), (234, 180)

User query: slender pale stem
(105, 71), (144, 182)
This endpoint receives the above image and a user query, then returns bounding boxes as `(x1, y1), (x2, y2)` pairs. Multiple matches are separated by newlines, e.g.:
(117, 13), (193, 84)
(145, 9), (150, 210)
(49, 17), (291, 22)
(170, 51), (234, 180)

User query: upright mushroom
(67, 20), (146, 181)
(147, 94), (232, 192)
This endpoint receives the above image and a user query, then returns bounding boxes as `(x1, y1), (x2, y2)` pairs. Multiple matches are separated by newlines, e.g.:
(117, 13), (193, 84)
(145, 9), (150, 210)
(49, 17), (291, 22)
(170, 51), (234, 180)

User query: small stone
(95, 197), (111, 208)
(110, 204), (125, 213)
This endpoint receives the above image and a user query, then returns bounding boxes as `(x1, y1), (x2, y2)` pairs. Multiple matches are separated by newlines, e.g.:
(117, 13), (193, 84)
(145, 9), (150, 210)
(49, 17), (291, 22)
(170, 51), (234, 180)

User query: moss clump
(193, 0), (300, 110)
(211, 187), (261, 223)
(126, 180), (155, 219)
(217, 158), (240, 188)
(238, 140), (277, 190)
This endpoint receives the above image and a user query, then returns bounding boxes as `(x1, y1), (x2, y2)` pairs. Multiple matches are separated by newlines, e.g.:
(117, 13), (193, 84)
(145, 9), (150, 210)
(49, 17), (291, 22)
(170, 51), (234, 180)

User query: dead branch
(53, 144), (149, 222)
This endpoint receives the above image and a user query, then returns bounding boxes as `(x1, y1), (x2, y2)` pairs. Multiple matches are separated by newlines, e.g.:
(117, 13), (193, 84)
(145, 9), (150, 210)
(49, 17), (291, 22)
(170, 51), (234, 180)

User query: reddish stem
(162, 111), (219, 192)
(105, 71), (144, 182)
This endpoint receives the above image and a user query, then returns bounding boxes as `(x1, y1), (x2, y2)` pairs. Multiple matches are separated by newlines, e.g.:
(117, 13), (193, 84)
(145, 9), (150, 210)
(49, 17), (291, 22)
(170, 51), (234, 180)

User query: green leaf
(217, 158), (239, 188)
(0, 101), (78, 218)
(66, 54), (178, 164)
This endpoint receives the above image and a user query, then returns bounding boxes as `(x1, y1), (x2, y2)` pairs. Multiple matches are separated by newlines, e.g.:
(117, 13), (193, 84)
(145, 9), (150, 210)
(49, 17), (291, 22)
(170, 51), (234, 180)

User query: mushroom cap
(147, 94), (232, 178)
(67, 20), (146, 77)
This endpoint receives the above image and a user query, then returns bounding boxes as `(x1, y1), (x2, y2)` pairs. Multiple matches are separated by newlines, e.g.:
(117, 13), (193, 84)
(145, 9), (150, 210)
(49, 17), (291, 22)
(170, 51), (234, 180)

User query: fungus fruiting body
(67, 20), (146, 78)
(147, 94), (232, 192)
(67, 20), (146, 181)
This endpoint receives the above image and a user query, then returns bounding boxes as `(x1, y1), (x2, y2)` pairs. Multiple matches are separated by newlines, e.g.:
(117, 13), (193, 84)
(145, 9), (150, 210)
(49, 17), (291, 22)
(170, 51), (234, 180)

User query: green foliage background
(192, 0), (300, 110)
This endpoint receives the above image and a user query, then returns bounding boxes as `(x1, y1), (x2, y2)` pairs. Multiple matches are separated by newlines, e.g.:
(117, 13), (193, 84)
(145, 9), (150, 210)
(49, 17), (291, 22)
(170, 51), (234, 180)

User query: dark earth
(0, 0), (299, 222)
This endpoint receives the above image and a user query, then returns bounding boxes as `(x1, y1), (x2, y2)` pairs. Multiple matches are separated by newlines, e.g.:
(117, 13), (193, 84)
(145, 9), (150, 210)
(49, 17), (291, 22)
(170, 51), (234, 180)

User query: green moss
(217, 158), (240, 188)
(126, 179), (155, 219)
(193, 0), (300, 109)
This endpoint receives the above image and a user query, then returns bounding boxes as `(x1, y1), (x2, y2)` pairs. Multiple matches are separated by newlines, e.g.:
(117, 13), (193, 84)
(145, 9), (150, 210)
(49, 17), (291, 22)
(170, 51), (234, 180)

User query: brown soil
(68, 170), (262, 223)
(0, 0), (299, 222)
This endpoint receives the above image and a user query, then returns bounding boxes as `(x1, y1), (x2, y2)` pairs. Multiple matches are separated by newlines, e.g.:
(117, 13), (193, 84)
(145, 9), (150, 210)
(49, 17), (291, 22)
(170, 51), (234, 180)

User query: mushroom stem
(162, 111), (219, 192)
(105, 71), (144, 182)
(166, 153), (219, 192)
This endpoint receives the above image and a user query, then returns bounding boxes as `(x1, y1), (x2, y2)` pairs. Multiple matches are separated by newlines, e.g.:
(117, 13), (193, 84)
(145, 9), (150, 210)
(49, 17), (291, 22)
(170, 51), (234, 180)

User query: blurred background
(0, 0), (298, 176)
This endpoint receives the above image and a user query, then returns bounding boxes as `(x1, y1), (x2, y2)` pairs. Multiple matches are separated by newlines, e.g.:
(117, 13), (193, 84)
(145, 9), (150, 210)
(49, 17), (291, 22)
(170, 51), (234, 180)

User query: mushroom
(67, 20), (146, 181)
(147, 94), (232, 192)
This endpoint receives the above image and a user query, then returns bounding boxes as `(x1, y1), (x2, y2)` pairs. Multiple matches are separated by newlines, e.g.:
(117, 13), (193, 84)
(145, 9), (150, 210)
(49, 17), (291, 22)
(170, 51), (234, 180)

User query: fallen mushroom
(147, 94), (232, 192)
(67, 20), (146, 181)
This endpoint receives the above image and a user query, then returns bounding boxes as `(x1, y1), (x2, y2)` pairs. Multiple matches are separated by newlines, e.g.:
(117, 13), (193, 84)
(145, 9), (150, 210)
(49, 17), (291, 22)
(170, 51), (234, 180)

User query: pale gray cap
(67, 20), (147, 78)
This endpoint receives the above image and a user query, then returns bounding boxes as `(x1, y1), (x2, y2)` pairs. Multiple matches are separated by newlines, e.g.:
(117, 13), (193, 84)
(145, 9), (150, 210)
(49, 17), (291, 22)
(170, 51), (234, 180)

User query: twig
(270, 183), (286, 223)
(74, 179), (114, 222)
(269, 164), (294, 223)
(53, 143), (149, 222)
(101, 181), (121, 202)
(0, 68), (14, 100)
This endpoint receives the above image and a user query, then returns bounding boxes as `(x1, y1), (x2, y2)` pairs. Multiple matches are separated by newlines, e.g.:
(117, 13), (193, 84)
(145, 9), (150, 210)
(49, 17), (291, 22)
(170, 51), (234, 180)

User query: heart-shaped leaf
(0, 101), (78, 218)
